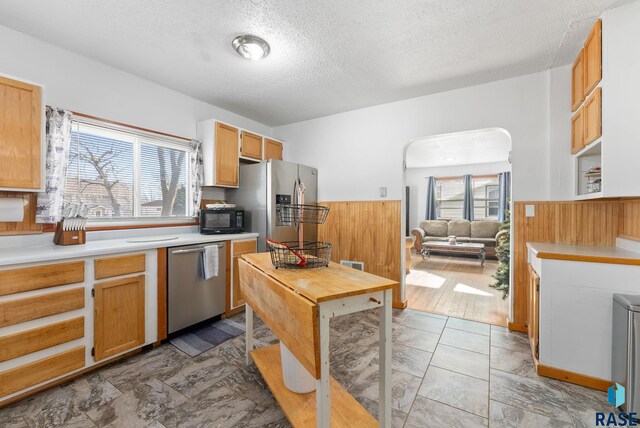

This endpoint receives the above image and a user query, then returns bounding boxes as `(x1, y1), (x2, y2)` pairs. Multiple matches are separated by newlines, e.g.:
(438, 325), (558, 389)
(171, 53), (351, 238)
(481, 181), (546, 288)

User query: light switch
(379, 187), (387, 198)
(525, 205), (535, 217)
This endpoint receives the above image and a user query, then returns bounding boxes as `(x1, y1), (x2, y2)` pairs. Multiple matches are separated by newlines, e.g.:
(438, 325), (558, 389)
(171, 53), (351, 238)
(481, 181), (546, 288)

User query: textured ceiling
(406, 128), (511, 168)
(0, 0), (633, 126)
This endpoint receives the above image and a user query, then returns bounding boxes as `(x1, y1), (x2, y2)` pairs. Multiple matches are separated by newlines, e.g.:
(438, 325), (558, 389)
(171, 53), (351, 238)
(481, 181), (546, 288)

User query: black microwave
(200, 209), (244, 234)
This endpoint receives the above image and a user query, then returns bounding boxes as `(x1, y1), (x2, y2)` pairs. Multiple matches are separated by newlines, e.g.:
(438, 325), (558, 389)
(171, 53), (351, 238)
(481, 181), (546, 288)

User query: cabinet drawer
(0, 261), (84, 297)
(0, 317), (84, 363)
(0, 288), (84, 328)
(94, 254), (145, 280)
(233, 239), (257, 255)
(0, 346), (85, 398)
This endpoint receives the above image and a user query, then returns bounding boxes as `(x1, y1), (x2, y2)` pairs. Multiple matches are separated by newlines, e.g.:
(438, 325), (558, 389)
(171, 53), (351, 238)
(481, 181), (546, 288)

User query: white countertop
(0, 227), (259, 267)
(527, 241), (640, 265)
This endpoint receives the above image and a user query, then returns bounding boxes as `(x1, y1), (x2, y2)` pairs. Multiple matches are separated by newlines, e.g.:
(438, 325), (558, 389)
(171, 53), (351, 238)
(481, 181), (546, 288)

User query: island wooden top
(527, 242), (640, 266)
(240, 252), (397, 304)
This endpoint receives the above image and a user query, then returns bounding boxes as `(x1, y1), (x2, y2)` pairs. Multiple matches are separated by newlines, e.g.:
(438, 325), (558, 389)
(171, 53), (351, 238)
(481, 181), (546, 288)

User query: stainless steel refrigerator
(227, 160), (318, 252)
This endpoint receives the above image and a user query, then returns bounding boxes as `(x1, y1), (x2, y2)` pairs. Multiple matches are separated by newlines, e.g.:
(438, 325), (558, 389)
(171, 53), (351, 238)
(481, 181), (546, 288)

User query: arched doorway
(401, 128), (512, 326)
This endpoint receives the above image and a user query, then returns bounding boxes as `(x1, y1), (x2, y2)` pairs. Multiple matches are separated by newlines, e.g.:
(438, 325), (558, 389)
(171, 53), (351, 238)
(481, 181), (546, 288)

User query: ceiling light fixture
(232, 35), (270, 60)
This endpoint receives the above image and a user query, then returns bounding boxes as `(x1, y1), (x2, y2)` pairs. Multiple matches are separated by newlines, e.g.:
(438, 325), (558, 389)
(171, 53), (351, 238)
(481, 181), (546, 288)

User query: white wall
(274, 71), (551, 203)
(0, 25), (271, 139)
(548, 65), (574, 200)
(406, 161), (511, 230)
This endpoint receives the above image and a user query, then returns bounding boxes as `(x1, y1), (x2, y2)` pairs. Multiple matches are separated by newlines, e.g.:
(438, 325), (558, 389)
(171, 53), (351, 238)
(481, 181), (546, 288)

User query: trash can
(612, 294), (640, 413)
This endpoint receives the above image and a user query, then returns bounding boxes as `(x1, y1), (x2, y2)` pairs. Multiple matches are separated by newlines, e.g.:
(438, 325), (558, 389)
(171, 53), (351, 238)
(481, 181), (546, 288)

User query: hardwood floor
(406, 251), (509, 326)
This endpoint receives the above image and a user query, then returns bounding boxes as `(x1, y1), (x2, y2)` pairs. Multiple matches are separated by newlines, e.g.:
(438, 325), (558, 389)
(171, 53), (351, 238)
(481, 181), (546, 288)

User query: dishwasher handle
(171, 244), (224, 255)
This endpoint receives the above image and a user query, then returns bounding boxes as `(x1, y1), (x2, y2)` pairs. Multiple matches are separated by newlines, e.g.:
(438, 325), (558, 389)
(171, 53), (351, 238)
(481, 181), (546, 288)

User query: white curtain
(190, 139), (204, 217)
(36, 107), (73, 223)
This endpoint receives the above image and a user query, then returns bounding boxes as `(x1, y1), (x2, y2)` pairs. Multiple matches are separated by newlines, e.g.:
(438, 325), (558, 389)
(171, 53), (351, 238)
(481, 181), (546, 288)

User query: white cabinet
(527, 242), (640, 382)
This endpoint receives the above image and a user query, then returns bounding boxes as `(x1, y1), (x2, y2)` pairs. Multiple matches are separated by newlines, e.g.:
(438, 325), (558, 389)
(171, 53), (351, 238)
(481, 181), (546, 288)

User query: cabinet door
(231, 239), (257, 310)
(571, 50), (585, 112)
(584, 19), (602, 96)
(94, 274), (145, 361)
(527, 265), (540, 361)
(215, 122), (239, 187)
(583, 87), (602, 146)
(264, 139), (283, 160)
(240, 131), (263, 160)
(0, 76), (42, 190)
(571, 108), (585, 154)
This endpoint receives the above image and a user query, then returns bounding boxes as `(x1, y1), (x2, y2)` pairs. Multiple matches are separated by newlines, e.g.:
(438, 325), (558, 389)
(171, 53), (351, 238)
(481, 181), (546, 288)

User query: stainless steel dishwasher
(168, 242), (226, 334)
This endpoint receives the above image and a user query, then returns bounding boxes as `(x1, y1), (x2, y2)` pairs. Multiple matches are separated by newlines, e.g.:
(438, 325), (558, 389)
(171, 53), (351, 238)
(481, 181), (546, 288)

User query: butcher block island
(238, 252), (397, 428)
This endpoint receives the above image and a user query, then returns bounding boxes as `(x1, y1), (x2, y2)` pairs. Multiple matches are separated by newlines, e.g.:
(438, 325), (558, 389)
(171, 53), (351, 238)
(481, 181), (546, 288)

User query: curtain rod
(428, 174), (500, 181)
(70, 111), (192, 143)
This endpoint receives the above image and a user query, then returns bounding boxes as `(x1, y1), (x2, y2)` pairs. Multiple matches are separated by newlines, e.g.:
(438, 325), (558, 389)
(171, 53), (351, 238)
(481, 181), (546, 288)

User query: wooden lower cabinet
(0, 347), (85, 398)
(93, 274), (145, 361)
(527, 264), (540, 361)
(229, 239), (258, 313)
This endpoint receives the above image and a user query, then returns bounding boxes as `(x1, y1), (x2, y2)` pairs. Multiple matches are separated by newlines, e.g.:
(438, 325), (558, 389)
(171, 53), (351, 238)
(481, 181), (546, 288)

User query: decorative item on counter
(585, 166), (602, 193)
(53, 203), (88, 246)
(448, 235), (457, 245)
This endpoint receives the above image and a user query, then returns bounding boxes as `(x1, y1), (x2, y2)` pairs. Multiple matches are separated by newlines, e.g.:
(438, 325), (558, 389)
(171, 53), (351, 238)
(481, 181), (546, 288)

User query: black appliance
(200, 208), (244, 234)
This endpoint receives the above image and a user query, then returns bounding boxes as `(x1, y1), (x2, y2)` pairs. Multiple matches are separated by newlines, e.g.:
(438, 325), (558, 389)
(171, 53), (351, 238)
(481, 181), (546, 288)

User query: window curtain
(425, 176), (437, 220)
(36, 107), (73, 223)
(498, 171), (511, 222)
(190, 139), (204, 217)
(462, 174), (474, 221)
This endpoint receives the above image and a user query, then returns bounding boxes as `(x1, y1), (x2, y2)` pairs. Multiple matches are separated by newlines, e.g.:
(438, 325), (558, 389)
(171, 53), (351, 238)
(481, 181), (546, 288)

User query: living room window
(64, 119), (192, 221)
(435, 175), (499, 220)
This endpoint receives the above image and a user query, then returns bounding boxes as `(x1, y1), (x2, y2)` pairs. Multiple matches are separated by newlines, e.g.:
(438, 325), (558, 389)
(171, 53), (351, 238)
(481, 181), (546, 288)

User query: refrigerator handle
(292, 179), (299, 232)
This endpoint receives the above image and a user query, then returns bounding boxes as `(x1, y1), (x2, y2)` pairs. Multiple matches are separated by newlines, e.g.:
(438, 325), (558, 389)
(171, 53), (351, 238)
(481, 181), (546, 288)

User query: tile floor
(0, 309), (613, 427)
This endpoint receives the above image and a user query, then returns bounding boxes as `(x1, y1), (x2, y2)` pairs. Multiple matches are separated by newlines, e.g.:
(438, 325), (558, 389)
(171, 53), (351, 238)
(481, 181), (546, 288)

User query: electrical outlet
(525, 205), (535, 217)
(379, 187), (387, 198)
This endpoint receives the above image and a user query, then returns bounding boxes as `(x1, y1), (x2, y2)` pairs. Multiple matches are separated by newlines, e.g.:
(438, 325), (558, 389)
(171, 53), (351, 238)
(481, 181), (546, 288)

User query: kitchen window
(435, 176), (500, 220)
(64, 119), (192, 222)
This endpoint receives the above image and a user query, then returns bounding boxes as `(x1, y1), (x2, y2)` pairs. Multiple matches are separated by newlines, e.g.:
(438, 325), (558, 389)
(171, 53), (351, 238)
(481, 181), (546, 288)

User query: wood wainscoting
(318, 200), (404, 307)
(620, 199), (640, 241)
(512, 200), (621, 328)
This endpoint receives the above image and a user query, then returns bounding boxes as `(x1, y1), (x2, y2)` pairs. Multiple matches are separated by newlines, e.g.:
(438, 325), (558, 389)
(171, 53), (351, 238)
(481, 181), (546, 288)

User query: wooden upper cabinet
(571, 107), (585, 154)
(584, 87), (602, 146)
(215, 122), (239, 187)
(0, 76), (43, 190)
(571, 50), (585, 112)
(93, 274), (145, 361)
(240, 131), (263, 160)
(584, 19), (602, 96)
(264, 139), (283, 161)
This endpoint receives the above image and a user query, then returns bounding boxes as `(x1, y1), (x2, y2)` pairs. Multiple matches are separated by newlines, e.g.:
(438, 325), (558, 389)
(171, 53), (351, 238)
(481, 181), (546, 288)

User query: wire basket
(267, 241), (332, 269)
(276, 204), (330, 225)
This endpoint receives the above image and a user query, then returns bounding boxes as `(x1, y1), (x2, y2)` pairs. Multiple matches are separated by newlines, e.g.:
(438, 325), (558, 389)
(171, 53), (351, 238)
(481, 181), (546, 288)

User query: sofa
(411, 219), (506, 257)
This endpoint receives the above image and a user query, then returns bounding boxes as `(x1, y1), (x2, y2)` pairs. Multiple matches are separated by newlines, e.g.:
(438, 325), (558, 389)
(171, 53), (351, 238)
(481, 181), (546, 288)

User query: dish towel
(201, 245), (219, 279)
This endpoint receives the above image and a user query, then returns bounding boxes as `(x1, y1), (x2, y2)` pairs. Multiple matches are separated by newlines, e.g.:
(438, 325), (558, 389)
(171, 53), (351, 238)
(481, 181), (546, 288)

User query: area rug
(170, 318), (245, 357)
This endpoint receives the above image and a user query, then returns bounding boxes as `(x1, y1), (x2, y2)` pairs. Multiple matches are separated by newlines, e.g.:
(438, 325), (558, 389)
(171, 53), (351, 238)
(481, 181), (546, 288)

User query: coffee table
(421, 241), (486, 266)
